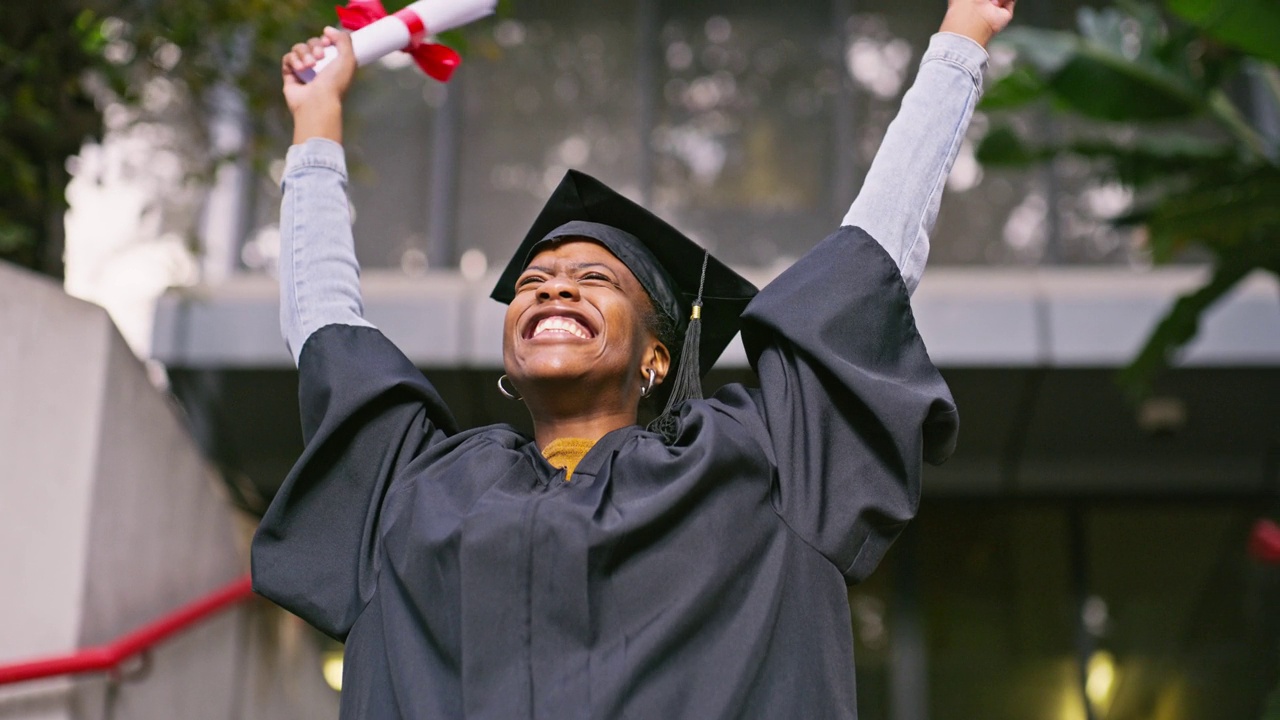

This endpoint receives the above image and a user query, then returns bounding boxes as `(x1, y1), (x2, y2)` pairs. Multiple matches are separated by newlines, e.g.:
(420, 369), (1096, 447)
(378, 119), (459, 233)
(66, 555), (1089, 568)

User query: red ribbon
(334, 0), (462, 82)
(1250, 519), (1280, 565)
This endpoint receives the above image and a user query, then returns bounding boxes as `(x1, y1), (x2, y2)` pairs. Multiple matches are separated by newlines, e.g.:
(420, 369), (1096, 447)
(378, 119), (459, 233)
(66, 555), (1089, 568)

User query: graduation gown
(251, 226), (958, 719)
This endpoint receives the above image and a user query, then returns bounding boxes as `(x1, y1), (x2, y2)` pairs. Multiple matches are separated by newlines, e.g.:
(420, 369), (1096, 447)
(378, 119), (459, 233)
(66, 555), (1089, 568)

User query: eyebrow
(523, 262), (617, 274)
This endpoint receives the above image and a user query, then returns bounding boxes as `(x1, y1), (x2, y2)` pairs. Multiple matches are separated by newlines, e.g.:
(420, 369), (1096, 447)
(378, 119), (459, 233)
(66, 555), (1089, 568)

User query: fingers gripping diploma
(940, 0), (1016, 47)
(282, 28), (356, 144)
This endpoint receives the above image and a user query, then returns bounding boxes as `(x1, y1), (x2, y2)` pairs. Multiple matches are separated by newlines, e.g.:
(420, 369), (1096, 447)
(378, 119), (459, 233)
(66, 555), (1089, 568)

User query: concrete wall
(0, 262), (337, 719)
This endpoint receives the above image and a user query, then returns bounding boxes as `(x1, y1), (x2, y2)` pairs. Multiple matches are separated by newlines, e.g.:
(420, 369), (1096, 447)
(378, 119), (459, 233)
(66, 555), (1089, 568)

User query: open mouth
(525, 313), (596, 340)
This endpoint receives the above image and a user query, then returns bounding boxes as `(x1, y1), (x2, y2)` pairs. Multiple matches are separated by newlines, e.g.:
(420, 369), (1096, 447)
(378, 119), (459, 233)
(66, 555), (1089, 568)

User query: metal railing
(0, 574), (254, 686)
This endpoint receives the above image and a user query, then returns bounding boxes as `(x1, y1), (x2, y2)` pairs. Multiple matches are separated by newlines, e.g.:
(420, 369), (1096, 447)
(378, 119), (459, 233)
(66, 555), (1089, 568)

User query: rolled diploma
(295, 0), (497, 83)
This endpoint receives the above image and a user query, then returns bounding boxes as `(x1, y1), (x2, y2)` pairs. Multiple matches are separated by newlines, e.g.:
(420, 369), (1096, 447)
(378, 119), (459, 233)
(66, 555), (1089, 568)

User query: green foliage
(2, 0), (497, 277)
(0, 3), (107, 273)
(976, 0), (1280, 398)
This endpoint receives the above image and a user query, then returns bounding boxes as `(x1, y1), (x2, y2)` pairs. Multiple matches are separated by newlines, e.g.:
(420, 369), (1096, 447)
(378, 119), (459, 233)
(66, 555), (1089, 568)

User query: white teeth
(533, 316), (591, 339)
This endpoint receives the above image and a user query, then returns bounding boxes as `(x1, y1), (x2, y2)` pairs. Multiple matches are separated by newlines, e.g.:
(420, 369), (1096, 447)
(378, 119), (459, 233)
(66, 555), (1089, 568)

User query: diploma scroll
(295, 0), (496, 83)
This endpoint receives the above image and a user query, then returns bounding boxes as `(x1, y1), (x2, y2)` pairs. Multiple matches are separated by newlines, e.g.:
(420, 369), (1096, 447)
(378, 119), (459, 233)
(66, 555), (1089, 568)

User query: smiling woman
(252, 2), (1014, 718)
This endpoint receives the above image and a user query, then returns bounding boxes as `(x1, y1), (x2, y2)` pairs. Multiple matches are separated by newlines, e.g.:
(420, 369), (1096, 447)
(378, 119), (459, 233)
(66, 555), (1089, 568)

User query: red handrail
(0, 574), (255, 686)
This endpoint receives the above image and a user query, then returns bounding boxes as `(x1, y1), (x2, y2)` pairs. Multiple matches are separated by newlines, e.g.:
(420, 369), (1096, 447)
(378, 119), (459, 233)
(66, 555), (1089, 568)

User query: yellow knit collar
(541, 437), (597, 482)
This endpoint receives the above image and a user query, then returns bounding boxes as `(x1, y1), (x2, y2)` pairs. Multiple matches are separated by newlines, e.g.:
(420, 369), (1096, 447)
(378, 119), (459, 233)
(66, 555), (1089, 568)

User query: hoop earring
(640, 368), (656, 398)
(497, 374), (522, 401)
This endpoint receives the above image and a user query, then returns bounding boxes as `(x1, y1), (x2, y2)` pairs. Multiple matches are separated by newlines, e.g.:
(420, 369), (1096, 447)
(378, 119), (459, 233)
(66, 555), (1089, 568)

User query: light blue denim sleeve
(842, 32), (989, 295)
(278, 137), (375, 366)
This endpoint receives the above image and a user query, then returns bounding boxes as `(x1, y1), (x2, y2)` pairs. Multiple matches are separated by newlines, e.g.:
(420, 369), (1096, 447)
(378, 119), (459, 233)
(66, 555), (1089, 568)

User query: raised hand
(282, 27), (357, 144)
(939, 0), (1016, 48)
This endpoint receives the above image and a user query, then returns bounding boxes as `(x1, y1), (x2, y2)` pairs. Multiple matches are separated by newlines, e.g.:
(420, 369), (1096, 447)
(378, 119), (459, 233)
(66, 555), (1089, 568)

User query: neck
(529, 406), (637, 450)
(524, 382), (639, 449)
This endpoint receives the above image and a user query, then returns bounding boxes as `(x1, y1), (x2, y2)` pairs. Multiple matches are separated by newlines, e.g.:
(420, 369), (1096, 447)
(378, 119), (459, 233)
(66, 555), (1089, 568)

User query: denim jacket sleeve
(278, 138), (375, 366)
(842, 32), (989, 295)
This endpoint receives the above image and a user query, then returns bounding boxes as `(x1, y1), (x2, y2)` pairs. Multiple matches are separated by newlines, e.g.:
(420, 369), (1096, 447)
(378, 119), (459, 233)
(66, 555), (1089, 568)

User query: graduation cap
(490, 170), (759, 435)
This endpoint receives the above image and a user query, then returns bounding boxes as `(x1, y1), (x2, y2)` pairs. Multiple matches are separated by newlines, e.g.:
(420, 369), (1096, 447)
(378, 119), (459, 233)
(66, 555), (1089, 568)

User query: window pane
(652, 0), (836, 267)
(456, 0), (642, 271)
(918, 504), (1078, 720)
(1085, 505), (1278, 720)
(343, 65), (440, 270)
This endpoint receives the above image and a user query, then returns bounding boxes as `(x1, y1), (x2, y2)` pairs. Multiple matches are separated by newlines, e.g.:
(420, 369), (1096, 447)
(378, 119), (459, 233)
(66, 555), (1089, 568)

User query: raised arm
(843, 0), (1015, 295)
(277, 29), (374, 365)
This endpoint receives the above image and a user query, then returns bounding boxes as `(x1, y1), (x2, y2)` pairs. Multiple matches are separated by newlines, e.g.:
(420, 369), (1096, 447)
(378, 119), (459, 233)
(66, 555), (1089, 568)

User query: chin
(512, 352), (596, 385)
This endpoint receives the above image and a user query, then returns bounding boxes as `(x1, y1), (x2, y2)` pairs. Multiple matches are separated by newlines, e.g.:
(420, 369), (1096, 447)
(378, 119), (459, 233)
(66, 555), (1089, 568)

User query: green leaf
(1166, 0), (1280, 65)
(1118, 256), (1252, 398)
(974, 126), (1043, 166)
(1144, 166), (1280, 258)
(980, 66), (1048, 110)
(991, 28), (1079, 75)
(1046, 47), (1203, 121)
(1064, 134), (1236, 188)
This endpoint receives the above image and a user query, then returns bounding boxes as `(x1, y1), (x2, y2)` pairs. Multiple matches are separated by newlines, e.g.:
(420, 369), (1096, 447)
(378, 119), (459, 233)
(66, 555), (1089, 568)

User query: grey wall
(0, 262), (337, 719)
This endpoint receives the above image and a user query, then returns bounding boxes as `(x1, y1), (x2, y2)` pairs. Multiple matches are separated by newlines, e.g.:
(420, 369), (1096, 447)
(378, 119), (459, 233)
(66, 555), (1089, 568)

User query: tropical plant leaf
(980, 66), (1048, 110)
(977, 126), (1235, 189)
(1064, 134), (1236, 188)
(1118, 256), (1253, 398)
(1046, 47), (1203, 121)
(1143, 166), (1280, 260)
(974, 125), (1044, 166)
(992, 27), (1080, 75)
(1166, 0), (1280, 65)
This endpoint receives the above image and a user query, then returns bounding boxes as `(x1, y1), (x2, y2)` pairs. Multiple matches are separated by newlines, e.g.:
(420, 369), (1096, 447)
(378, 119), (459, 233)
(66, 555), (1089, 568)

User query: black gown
(252, 226), (958, 719)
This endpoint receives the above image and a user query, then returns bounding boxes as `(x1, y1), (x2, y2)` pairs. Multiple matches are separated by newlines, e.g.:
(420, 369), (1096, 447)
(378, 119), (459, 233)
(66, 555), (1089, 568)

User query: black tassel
(649, 251), (709, 442)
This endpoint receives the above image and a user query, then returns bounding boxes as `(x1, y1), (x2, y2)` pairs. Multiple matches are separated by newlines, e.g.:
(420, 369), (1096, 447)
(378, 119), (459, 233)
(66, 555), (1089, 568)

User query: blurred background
(2, 0), (1278, 718)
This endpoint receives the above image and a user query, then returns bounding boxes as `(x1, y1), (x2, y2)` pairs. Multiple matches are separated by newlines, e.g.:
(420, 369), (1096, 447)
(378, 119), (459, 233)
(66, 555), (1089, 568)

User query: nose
(537, 275), (580, 302)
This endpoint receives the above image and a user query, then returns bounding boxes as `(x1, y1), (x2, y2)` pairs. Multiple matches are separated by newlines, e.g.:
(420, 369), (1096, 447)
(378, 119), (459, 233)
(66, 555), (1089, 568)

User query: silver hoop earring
(497, 374), (522, 401)
(640, 368), (656, 398)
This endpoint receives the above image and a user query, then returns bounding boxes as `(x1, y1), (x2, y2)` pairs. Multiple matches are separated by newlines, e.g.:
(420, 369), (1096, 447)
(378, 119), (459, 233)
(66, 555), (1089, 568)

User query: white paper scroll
(295, 0), (496, 83)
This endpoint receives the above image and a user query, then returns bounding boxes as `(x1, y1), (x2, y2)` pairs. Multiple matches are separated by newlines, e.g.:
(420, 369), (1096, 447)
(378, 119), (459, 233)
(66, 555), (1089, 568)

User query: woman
(253, 1), (1014, 717)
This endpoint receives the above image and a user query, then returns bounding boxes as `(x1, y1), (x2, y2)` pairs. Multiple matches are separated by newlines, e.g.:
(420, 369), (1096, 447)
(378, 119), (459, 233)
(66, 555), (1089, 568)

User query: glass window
(455, 0), (643, 272)
(1084, 504), (1278, 720)
(876, 501), (1280, 720)
(243, 61), (441, 273)
(650, 0), (836, 267)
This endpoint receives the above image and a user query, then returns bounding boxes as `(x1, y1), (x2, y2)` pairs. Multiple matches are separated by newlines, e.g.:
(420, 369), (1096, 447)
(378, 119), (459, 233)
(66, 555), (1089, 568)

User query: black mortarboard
(490, 170), (758, 431)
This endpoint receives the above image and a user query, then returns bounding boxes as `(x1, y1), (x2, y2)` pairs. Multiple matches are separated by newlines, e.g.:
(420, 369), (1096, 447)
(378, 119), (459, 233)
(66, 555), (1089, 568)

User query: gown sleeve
(736, 34), (979, 584)
(251, 139), (459, 640)
(740, 228), (957, 584)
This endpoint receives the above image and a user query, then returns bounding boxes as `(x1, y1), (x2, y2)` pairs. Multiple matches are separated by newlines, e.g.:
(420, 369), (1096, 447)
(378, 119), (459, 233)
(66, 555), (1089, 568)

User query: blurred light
(378, 52), (414, 70)
(152, 41), (182, 71)
(104, 40), (136, 65)
(142, 77), (177, 114)
(460, 249), (488, 281)
(1082, 595), (1109, 637)
(1137, 396), (1187, 436)
(947, 139), (983, 192)
(1086, 650), (1117, 713)
(242, 225), (282, 273)
(269, 158), (287, 186)
(556, 136), (591, 166)
(322, 649), (344, 692)
(705, 16), (732, 44)
(1082, 182), (1133, 219)
(849, 593), (887, 650)
(494, 19), (527, 48)
(666, 41), (694, 71)
(845, 38), (912, 99)
(1002, 191), (1048, 259)
(401, 247), (429, 277)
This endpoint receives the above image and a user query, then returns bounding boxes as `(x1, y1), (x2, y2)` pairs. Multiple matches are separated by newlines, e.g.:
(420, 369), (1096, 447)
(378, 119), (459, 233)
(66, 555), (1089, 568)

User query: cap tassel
(649, 251), (709, 442)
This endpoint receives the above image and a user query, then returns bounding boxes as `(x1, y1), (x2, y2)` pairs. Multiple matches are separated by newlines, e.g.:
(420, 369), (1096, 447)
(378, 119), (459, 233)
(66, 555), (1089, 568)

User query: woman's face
(503, 239), (667, 400)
